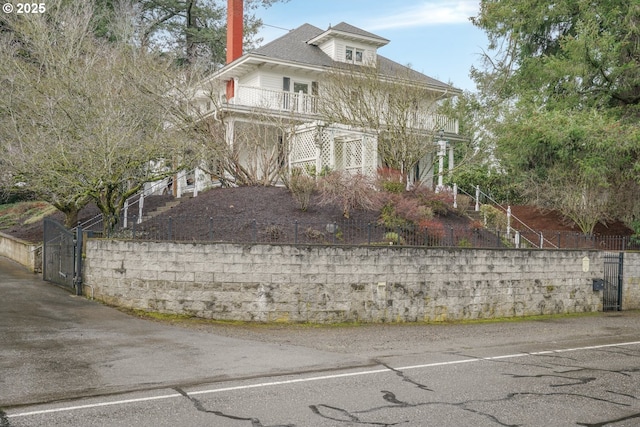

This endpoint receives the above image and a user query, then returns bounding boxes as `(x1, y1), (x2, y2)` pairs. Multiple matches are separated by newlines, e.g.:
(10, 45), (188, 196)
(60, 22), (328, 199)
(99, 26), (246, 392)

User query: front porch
(289, 122), (378, 176)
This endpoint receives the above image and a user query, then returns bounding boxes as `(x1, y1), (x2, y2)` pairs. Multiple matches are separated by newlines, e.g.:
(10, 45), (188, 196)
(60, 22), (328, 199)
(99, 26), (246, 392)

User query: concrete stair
(141, 198), (188, 222)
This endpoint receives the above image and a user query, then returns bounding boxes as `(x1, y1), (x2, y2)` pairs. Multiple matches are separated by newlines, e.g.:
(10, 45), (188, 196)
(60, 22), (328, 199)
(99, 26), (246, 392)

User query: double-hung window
(346, 47), (364, 63)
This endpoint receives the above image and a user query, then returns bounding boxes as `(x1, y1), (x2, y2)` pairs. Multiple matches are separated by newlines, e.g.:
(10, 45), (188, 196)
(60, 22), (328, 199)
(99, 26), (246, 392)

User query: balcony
(234, 85), (318, 115)
(228, 85), (459, 134)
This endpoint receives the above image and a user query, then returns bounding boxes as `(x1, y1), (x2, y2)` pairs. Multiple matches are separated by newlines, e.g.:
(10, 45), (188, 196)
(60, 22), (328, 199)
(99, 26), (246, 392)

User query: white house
(182, 0), (462, 194)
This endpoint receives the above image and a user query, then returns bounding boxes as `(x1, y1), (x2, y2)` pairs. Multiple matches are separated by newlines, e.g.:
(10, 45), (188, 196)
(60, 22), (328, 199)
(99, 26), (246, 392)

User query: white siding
(241, 71), (260, 87)
(260, 73), (284, 91)
(318, 39), (337, 59)
(335, 38), (378, 66)
(256, 70), (318, 92)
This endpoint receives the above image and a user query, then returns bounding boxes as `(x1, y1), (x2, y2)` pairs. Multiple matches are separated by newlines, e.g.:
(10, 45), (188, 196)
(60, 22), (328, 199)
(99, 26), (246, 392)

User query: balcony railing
(234, 86), (317, 114)
(230, 85), (459, 134)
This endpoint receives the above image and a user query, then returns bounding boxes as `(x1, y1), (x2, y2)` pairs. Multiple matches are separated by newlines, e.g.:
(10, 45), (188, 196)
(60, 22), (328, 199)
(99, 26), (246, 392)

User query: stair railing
(78, 176), (176, 231)
(457, 184), (558, 249)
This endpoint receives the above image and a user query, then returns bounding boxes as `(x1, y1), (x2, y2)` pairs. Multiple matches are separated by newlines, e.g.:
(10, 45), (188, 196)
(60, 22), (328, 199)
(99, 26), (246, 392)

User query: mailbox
(592, 279), (604, 291)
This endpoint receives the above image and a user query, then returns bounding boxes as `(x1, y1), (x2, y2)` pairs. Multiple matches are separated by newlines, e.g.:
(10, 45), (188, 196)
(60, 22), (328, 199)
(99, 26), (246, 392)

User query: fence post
(539, 232), (544, 248)
(252, 219), (257, 242)
(506, 205), (511, 237)
(515, 231), (520, 249)
(475, 185), (480, 212)
(453, 183), (458, 209)
(123, 199), (129, 229)
(332, 222), (337, 244)
(74, 223), (83, 296)
(138, 193), (144, 224)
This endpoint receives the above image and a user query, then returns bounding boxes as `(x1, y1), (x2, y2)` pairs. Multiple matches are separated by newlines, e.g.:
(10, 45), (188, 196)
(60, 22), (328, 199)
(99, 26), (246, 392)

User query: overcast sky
(253, 0), (489, 92)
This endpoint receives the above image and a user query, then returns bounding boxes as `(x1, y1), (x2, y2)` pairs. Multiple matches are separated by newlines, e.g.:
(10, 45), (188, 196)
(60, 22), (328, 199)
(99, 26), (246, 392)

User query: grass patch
(118, 306), (604, 329)
(0, 201), (55, 231)
(23, 204), (57, 225)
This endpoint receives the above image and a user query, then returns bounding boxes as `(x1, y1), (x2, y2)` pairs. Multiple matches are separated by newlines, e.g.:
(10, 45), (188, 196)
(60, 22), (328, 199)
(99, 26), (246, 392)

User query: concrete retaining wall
(623, 253), (640, 310)
(81, 240), (636, 323)
(0, 232), (42, 273)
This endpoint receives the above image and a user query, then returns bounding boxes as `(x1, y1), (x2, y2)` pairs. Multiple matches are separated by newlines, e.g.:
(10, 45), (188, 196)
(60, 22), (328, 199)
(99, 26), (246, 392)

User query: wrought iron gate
(43, 218), (83, 295)
(603, 252), (623, 311)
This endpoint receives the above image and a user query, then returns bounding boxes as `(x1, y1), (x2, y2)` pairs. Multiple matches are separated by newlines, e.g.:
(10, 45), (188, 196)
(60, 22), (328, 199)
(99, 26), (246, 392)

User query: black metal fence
(104, 215), (639, 250)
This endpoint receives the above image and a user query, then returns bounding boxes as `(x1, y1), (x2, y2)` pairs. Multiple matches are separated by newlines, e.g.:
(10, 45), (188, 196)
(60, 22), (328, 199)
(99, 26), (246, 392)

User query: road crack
(174, 387), (294, 427)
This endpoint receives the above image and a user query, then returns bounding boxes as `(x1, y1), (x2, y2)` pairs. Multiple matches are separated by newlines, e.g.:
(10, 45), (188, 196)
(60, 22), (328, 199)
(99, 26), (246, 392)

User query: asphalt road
(1, 255), (640, 426)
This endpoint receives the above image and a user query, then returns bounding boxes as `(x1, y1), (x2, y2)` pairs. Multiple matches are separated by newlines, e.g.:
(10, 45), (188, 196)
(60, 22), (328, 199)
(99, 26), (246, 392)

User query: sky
(252, 0), (489, 92)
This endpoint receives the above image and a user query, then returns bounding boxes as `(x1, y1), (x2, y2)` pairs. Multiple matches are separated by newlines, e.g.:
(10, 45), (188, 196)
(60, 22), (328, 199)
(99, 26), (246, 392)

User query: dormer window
(346, 46), (364, 63)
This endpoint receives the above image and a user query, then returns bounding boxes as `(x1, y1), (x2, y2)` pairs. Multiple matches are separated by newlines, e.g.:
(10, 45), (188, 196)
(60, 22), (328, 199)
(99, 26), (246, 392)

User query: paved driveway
(0, 256), (367, 407)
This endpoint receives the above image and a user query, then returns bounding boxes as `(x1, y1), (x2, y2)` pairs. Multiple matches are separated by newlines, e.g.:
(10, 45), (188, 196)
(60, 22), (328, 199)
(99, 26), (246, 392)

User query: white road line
(8, 340), (640, 419)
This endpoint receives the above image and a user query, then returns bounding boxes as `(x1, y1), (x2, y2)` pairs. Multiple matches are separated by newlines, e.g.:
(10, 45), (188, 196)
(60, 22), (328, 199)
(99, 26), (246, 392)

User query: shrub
(317, 171), (378, 218)
(379, 200), (409, 230)
(262, 225), (285, 240)
(470, 220), (484, 231)
(377, 167), (405, 194)
(411, 186), (454, 216)
(480, 204), (508, 230)
(289, 169), (316, 211)
(455, 194), (472, 215)
(383, 231), (405, 245)
(457, 237), (472, 248)
(419, 218), (446, 243)
(304, 227), (326, 242)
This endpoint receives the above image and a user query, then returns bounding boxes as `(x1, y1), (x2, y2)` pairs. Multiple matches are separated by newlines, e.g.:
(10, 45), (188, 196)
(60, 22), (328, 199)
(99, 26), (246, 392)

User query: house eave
(205, 54), (329, 83)
(307, 29), (389, 48)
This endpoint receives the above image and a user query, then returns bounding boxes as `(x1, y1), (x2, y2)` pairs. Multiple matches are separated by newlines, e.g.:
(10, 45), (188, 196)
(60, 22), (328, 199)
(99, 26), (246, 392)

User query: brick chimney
(226, 0), (243, 64)
(226, 0), (243, 100)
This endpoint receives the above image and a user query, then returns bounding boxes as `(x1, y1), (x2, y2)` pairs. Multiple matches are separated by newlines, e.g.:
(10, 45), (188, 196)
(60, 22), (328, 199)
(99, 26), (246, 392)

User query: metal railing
(78, 176), (182, 232)
(101, 214), (639, 251)
(458, 184), (558, 249)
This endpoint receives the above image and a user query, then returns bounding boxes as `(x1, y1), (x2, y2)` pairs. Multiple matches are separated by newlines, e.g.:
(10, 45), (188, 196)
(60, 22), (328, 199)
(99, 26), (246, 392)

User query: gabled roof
(215, 23), (460, 94)
(307, 22), (389, 47)
(253, 24), (335, 67)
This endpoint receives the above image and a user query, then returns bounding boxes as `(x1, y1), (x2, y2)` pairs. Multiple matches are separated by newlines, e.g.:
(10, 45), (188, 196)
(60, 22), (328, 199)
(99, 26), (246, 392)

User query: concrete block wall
(623, 253), (640, 310)
(83, 240), (616, 323)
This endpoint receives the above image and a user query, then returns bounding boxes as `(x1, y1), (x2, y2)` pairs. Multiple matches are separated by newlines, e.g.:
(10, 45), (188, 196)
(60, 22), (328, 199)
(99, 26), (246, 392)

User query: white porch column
(436, 139), (446, 192)
(453, 183), (458, 209)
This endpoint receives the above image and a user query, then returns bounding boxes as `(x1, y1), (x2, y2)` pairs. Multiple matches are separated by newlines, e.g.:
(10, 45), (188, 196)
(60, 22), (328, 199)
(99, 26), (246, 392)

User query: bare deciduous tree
(317, 63), (457, 182)
(0, 2), (198, 232)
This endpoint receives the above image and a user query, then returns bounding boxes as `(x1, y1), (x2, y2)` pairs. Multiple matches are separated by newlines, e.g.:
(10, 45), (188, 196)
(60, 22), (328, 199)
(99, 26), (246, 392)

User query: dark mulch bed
(137, 186), (384, 244)
(509, 205), (633, 236)
(12, 186), (629, 247)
